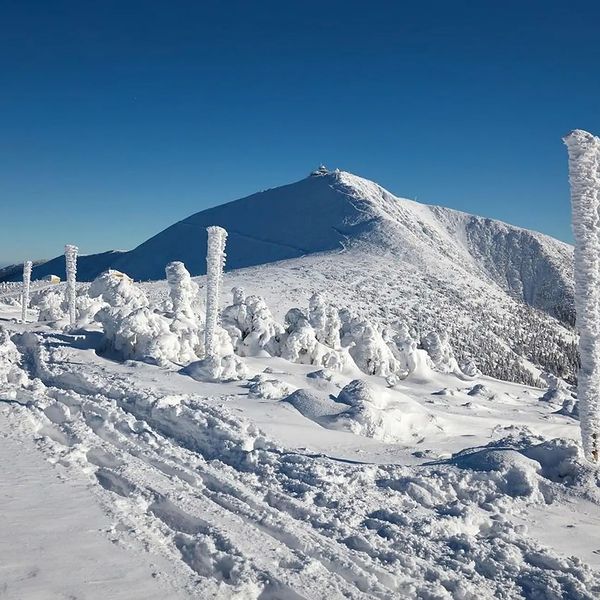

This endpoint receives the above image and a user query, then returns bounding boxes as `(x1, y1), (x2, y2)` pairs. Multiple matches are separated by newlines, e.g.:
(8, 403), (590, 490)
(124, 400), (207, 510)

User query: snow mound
(247, 375), (292, 400)
(282, 389), (347, 421)
(448, 436), (598, 499)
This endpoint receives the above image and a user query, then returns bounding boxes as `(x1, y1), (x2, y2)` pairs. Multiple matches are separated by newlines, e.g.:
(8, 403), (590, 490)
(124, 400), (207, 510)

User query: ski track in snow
(1, 320), (600, 599)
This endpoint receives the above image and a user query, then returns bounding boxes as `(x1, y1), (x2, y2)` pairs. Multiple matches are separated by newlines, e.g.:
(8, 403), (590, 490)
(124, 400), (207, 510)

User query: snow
(0, 169), (597, 598)
(2, 287), (600, 598)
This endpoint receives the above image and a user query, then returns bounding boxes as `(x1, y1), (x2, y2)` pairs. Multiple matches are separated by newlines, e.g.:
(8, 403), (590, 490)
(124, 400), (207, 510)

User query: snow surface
(2, 290), (600, 598)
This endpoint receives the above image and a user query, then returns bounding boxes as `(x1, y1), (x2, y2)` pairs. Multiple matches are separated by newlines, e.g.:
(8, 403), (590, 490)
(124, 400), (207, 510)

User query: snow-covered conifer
(166, 261), (199, 319)
(204, 226), (228, 358)
(308, 293), (342, 349)
(221, 287), (284, 356)
(564, 129), (600, 463)
(21, 261), (32, 323)
(421, 331), (460, 374)
(348, 320), (399, 377)
(281, 309), (347, 370)
(165, 261), (202, 363)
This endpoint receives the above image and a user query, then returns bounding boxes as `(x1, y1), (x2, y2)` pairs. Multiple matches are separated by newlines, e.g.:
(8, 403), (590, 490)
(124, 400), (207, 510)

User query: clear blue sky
(1, 0), (599, 265)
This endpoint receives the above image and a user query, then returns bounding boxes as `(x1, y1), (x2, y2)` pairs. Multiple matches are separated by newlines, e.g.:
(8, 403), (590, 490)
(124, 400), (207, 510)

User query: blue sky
(1, 0), (599, 265)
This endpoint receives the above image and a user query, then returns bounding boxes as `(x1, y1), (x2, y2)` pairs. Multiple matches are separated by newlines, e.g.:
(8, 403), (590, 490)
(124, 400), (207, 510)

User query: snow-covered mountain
(3, 168), (577, 385)
(5, 168), (575, 320)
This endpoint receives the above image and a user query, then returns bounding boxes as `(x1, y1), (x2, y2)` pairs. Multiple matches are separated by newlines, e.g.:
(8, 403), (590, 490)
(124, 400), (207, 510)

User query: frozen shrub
(326, 379), (392, 441)
(89, 270), (147, 310)
(280, 309), (348, 370)
(383, 322), (419, 378)
(165, 261), (203, 363)
(0, 327), (28, 386)
(89, 270), (179, 365)
(421, 331), (460, 374)
(165, 261), (200, 319)
(308, 292), (342, 349)
(75, 293), (105, 325)
(459, 356), (481, 379)
(348, 320), (400, 377)
(37, 290), (66, 323)
(222, 287), (284, 356)
(104, 306), (180, 365)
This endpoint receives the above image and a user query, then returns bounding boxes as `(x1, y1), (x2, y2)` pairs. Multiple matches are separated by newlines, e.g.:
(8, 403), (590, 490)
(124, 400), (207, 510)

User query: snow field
(1, 319), (599, 598)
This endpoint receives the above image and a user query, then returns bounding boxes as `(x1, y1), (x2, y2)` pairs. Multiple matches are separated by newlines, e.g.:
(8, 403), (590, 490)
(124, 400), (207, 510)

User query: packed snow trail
(2, 325), (599, 599)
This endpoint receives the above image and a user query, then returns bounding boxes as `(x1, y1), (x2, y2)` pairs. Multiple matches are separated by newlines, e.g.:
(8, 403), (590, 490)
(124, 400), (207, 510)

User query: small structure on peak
(310, 165), (329, 177)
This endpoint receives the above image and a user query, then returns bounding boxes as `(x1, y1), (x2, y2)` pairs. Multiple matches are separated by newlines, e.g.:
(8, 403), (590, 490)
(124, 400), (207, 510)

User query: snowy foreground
(2, 288), (600, 599)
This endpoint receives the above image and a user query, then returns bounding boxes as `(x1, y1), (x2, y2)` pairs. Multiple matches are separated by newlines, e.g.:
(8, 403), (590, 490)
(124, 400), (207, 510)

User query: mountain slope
(4, 169), (574, 322)
(2, 168), (577, 384)
(113, 167), (574, 324)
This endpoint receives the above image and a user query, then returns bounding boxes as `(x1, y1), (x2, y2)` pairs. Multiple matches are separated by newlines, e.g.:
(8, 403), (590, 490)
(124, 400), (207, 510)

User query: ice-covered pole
(564, 129), (600, 463)
(21, 260), (32, 323)
(64, 244), (78, 326)
(204, 226), (228, 358)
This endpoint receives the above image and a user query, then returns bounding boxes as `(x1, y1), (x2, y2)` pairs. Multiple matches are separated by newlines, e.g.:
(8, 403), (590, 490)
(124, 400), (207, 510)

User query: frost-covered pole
(564, 129), (600, 463)
(204, 226), (228, 358)
(21, 260), (32, 322)
(64, 244), (78, 326)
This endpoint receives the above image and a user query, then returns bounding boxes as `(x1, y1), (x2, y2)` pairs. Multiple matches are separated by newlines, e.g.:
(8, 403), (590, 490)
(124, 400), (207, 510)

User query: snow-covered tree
(165, 261), (202, 363)
(21, 260), (32, 323)
(221, 287), (284, 356)
(0, 326), (28, 386)
(348, 320), (399, 377)
(308, 292), (342, 349)
(166, 261), (199, 319)
(89, 270), (179, 365)
(37, 290), (65, 323)
(204, 226), (228, 359)
(564, 129), (600, 463)
(421, 330), (460, 374)
(64, 244), (78, 326)
(383, 322), (419, 378)
(280, 309), (347, 370)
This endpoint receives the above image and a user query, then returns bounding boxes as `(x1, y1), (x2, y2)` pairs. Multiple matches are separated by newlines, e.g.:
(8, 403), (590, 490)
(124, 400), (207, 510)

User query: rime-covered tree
(221, 287), (284, 356)
(165, 261), (202, 363)
(308, 292), (342, 349)
(564, 129), (600, 463)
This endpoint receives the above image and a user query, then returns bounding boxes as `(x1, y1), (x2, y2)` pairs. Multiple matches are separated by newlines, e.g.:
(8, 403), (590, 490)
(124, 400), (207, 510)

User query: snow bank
(0, 326), (28, 386)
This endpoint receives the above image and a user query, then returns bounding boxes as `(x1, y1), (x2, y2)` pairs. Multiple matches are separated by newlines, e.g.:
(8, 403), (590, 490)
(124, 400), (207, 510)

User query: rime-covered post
(21, 260), (32, 322)
(64, 244), (78, 326)
(564, 129), (600, 463)
(204, 226), (228, 358)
